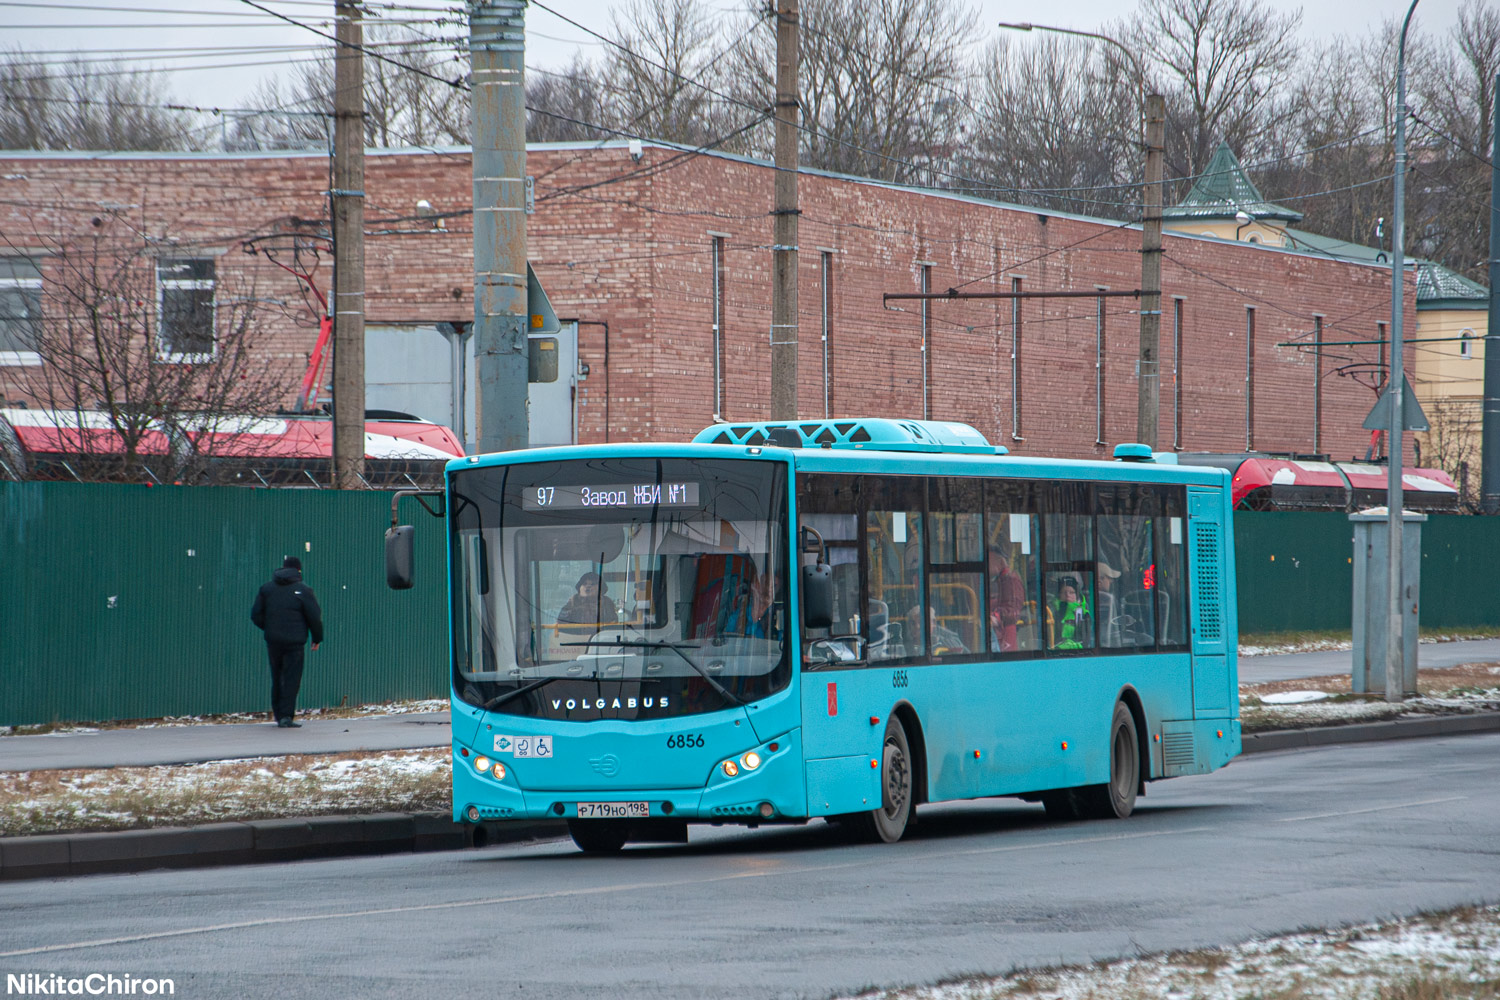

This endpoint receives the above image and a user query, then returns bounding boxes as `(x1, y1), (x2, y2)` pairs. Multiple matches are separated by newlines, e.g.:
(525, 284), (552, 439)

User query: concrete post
(470, 0), (529, 454)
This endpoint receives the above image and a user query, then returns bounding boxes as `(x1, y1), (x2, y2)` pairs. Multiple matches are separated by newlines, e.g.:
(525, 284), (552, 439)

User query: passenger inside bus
(987, 543), (1026, 652)
(739, 569), (784, 640)
(1050, 576), (1093, 650)
(555, 572), (619, 635)
(906, 604), (969, 655)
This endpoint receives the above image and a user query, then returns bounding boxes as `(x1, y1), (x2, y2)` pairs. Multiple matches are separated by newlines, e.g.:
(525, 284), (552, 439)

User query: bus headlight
(475, 756), (491, 773)
(740, 751), (762, 771)
(491, 760), (506, 780)
(721, 760), (739, 777)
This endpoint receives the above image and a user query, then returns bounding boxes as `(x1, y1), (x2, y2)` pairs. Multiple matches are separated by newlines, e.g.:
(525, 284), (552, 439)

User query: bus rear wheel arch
(1043, 700), (1141, 822)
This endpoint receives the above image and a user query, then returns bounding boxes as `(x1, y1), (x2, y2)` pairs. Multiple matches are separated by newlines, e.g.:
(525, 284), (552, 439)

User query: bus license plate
(576, 801), (649, 819)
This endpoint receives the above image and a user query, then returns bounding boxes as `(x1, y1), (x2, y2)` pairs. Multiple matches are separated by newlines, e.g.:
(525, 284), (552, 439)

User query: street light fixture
(998, 21), (1165, 449)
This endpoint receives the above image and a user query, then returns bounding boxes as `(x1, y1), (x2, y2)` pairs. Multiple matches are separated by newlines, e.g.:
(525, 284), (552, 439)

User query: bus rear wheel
(567, 819), (629, 853)
(850, 716), (914, 843)
(1083, 702), (1139, 820)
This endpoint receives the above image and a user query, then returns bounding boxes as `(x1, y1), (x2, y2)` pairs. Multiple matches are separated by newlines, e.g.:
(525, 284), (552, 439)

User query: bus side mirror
(802, 562), (833, 629)
(386, 525), (415, 590)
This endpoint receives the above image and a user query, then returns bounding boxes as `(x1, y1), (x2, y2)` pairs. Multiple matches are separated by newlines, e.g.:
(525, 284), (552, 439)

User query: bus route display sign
(522, 482), (701, 510)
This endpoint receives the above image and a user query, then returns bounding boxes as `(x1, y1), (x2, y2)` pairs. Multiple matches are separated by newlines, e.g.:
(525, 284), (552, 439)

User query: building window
(1245, 306), (1256, 451)
(711, 236), (726, 419)
(157, 257), (216, 362)
(920, 264), (932, 420)
(1095, 288), (1107, 446)
(1313, 315), (1324, 454)
(1172, 298), (1184, 450)
(0, 256), (42, 366)
(821, 251), (834, 417)
(1010, 275), (1023, 441)
(1460, 328), (1476, 360)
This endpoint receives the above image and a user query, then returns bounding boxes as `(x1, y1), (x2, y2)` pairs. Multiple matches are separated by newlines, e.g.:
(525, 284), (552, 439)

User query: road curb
(1241, 710), (1500, 754)
(0, 813), (566, 882)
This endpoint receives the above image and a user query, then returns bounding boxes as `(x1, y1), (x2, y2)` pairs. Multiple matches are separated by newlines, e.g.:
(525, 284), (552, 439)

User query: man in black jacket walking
(251, 556), (324, 728)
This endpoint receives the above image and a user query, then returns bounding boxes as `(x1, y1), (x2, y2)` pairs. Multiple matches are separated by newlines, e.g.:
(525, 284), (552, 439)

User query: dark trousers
(267, 641), (306, 721)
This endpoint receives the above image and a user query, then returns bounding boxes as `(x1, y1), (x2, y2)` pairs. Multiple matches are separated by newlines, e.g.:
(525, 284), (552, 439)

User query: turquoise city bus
(385, 418), (1241, 853)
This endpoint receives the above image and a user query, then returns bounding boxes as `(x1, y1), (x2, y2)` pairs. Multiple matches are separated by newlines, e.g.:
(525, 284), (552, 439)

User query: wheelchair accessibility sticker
(494, 735), (553, 758)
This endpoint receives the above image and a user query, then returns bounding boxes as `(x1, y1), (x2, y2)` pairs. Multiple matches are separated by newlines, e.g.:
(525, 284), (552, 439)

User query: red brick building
(0, 141), (1413, 461)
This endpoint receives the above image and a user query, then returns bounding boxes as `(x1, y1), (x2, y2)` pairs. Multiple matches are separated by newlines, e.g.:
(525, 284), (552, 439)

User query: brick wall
(0, 143), (1415, 463)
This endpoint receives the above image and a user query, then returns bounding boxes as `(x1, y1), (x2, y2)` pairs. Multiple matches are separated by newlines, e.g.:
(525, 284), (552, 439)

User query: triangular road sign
(1362, 373), (1429, 432)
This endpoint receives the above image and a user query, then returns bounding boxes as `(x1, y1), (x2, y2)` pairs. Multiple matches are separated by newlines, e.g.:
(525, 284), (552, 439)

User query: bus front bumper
(452, 728), (807, 824)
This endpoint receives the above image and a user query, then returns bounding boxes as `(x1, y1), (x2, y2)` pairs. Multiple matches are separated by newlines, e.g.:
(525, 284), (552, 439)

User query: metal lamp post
(997, 22), (1164, 448)
(1385, 0), (1421, 703)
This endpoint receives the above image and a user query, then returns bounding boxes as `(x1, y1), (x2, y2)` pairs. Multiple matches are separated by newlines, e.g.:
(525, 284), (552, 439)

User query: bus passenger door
(1187, 489), (1231, 716)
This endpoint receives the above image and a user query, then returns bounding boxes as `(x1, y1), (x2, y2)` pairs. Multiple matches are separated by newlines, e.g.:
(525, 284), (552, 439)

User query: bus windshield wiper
(484, 674), (571, 711)
(559, 638), (746, 707)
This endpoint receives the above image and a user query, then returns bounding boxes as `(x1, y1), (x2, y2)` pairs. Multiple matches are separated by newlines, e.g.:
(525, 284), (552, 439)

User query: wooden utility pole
(770, 0), (799, 420)
(331, 0), (366, 488)
(471, 0), (529, 453)
(1137, 93), (1165, 450)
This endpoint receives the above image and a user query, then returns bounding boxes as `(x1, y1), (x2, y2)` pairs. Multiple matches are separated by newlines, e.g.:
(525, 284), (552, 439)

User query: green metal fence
(1, 482), (449, 727)
(1233, 511), (1500, 635)
(6, 485), (1500, 726)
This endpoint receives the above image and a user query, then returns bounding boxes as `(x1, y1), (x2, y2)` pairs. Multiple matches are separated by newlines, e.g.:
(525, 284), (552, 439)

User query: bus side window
(1097, 484), (1156, 649)
(1154, 487), (1190, 647)
(928, 477), (983, 656)
(795, 474), (863, 662)
(867, 475), (926, 661)
(986, 481), (1039, 652)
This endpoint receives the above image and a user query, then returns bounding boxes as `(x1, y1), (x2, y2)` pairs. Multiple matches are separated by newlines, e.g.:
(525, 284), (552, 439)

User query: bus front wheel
(1083, 702), (1139, 820)
(567, 819), (629, 853)
(850, 716), (914, 843)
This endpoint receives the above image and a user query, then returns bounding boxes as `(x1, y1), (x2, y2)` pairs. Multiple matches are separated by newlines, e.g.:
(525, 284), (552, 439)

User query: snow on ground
(842, 905), (1500, 1000)
(0, 748), (451, 836)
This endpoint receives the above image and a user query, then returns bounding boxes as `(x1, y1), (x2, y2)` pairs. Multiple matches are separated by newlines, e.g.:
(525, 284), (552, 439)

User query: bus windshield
(448, 457), (791, 720)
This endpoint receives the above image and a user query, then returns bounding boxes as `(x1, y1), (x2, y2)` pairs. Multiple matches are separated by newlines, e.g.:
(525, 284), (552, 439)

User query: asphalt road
(2, 733), (1497, 1000)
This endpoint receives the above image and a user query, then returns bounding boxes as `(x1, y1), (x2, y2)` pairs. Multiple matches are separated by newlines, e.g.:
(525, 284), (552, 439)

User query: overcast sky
(1, 0), (1474, 113)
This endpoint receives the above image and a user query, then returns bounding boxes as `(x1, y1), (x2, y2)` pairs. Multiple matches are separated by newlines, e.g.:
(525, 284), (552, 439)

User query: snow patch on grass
(841, 905), (1500, 1000)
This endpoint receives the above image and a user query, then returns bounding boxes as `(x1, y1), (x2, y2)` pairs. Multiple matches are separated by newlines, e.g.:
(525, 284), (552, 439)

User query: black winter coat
(251, 567), (325, 646)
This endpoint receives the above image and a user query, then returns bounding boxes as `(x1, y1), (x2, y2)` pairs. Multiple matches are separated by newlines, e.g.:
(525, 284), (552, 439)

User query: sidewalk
(0, 712), (450, 772)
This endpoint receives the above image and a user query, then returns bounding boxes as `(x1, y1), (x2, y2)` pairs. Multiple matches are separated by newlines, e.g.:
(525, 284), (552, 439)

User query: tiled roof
(1162, 141), (1304, 222)
(1282, 229), (1488, 307)
(1416, 261), (1488, 305)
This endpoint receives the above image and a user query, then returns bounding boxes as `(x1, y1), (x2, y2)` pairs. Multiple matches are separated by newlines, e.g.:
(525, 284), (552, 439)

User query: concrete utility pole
(1387, 0), (1420, 703)
(1139, 94), (1165, 449)
(770, 0), (800, 420)
(331, 0), (366, 489)
(1482, 70), (1500, 513)
(471, 0), (529, 454)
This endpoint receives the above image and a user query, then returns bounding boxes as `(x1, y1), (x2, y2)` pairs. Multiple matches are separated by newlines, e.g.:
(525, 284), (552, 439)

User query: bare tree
(1122, 0), (1302, 182)
(0, 49), (199, 151)
(602, 0), (755, 149)
(963, 35), (1139, 218)
(1418, 398), (1482, 510)
(729, 0), (977, 183)
(227, 24), (470, 152)
(527, 57), (615, 142)
(6, 218), (296, 482)
(1408, 0), (1500, 280)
